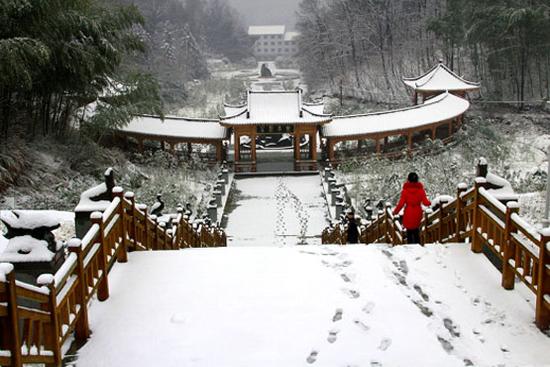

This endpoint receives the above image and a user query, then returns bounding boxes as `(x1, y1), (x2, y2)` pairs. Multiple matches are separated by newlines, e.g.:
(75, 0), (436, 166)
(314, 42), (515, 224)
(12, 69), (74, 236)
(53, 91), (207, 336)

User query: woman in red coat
(393, 172), (431, 244)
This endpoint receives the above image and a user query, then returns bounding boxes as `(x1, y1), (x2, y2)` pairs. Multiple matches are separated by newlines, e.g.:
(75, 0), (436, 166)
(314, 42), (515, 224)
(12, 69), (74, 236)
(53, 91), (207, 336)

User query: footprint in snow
(354, 319), (370, 332)
(378, 338), (392, 351)
(362, 302), (375, 314)
(342, 288), (360, 299)
(327, 329), (339, 343)
(306, 350), (318, 364)
(332, 308), (343, 322)
(170, 313), (186, 324)
(370, 361), (383, 367)
(340, 273), (352, 283)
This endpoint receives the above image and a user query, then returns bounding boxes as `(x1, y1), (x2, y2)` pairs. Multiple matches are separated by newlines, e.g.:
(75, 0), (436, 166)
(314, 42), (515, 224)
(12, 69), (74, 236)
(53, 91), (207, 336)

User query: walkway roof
(403, 62), (480, 93)
(119, 115), (228, 141)
(248, 25), (285, 36)
(322, 92), (470, 139)
(220, 90), (332, 126)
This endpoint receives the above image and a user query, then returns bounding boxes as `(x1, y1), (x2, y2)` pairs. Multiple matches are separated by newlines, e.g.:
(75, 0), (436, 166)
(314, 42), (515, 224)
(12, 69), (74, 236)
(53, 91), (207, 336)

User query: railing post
(113, 187), (128, 263)
(37, 274), (61, 366)
(125, 192), (136, 251)
(384, 203), (391, 243)
(142, 205), (149, 250)
(502, 202), (520, 290)
(455, 183), (467, 242)
(67, 239), (91, 340)
(438, 198), (448, 243)
(91, 212), (110, 301)
(536, 231), (550, 330)
(471, 177), (487, 253)
(1, 263), (22, 367)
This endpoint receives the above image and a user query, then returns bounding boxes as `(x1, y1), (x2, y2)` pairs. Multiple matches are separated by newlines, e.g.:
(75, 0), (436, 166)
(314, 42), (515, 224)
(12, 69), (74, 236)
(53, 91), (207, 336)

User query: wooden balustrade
(0, 185), (227, 366)
(320, 176), (550, 331)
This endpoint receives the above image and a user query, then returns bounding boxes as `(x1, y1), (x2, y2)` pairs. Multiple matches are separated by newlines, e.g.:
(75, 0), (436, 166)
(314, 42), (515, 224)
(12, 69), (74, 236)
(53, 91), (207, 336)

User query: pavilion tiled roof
(322, 92), (470, 139)
(119, 115), (228, 140)
(220, 90), (331, 126)
(403, 62), (480, 93)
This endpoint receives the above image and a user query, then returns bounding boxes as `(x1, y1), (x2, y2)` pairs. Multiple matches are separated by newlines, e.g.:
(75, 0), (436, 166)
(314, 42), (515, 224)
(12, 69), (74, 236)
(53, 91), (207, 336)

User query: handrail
(0, 184), (227, 366)
(321, 174), (550, 331)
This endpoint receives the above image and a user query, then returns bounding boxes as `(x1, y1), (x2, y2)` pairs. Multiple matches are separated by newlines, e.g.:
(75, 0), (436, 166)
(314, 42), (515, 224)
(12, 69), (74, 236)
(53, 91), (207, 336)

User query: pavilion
(114, 62), (479, 171)
(403, 61), (480, 105)
(220, 89), (331, 172)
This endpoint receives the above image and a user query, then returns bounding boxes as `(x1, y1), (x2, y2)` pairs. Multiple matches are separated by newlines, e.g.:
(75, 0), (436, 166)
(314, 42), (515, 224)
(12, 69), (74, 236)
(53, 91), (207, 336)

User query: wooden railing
(321, 176), (550, 331)
(0, 186), (226, 366)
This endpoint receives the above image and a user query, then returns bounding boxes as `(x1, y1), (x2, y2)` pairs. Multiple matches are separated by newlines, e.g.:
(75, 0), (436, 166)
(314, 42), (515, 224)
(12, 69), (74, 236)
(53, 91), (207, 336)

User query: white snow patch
(0, 236), (54, 263)
(76, 245), (550, 367)
(0, 210), (72, 229)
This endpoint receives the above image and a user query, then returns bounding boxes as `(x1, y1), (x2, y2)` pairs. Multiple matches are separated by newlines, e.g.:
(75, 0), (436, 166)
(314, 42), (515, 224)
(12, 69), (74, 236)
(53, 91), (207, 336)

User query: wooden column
(407, 132), (413, 156)
(187, 142), (192, 158)
(375, 138), (381, 154)
(502, 202), (520, 290)
(251, 132), (257, 172)
(215, 141), (223, 162)
(138, 138), (144, 152)
(294, 130), (301, 162)
(448, 120), (453, 137)
(431, 126), (436, 140)
(413, 91), (418, 105)
(327, 139), (335, 162)
(234, 133), (240, 164)
(311, 130), (318, 161)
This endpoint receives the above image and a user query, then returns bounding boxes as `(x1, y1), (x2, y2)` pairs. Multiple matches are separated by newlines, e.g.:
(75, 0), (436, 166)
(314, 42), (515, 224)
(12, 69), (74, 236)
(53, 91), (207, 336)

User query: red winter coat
(393, 182), (431, 230)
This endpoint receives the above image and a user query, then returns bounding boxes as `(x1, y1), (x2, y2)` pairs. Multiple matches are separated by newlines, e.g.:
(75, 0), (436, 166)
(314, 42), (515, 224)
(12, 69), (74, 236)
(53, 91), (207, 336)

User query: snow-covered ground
(225, 175), (329, 246)
(76, 244), (550, 367)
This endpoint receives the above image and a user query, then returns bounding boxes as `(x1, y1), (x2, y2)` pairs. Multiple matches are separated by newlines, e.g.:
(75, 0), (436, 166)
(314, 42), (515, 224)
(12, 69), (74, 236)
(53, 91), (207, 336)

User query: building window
(278, 48), (282, 52)
(271, 48), (275, 52)
(284, 48), (289, 52)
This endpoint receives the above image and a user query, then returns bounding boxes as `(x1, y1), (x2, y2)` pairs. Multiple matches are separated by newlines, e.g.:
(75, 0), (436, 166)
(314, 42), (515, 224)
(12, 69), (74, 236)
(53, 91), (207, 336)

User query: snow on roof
(284, 31), (300, 41)
(223, 103), (247, 117)
(322, 92), (470, 139)
(221, 90), (331, 126)
(302, 101), (325, 115)
(248, 25), (285, 36)
(403, 62), (480, 92)
(119, 115), (228, 140)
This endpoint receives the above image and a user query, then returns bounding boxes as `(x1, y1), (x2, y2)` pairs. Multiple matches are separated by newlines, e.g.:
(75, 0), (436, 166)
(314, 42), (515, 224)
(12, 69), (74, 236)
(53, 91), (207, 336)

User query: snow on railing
(0, 178), (227, 367)
(322, 163), (550, 331)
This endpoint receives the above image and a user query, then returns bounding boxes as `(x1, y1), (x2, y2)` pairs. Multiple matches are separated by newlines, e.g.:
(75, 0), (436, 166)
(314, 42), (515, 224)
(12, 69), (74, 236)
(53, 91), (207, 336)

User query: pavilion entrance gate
(233, 124), (318, 173)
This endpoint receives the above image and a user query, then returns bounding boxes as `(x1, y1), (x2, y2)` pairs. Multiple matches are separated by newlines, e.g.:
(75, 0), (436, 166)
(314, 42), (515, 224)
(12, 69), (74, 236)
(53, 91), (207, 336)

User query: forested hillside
(297, 0), (550, 106)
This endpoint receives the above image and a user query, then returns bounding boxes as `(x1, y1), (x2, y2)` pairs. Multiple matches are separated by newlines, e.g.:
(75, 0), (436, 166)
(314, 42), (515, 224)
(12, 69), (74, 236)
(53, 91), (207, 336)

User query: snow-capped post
(544, 146), (550, 226)
(140, 204), (149, 250)
(67, 239), (91, 340)
(536, 229), (550, 330)
(438, 198), (448, 243)
(112, 187), (128, 263)
(456, 183), (468, 242)
(472, 177), (488, 253)
(90, 211), (109, 301)
(1, 263), (22, 366)
(124, 192), (136, 251)
(502, 202), (520, 290)
(385, 202), (392, 244)
(37, 273), (61, 366)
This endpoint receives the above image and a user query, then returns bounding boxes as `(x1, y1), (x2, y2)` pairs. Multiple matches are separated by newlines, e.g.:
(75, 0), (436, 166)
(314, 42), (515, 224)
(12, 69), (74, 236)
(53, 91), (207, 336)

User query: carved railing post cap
(90, 212), (103, 220)
(539, 227), (550, 238)
(385, 202), (392, 207)
(137, 204), (147, 211)
(67, 238), (82, 248)
(457, 182), (468, 190)
(506, 201), (520, 210)
(0, 263), (14, 279)
(37, 273), (55, 286)
(124, 192), (135, 199)
(112, 186), (124, 194)
(425, 208), (434, 214)
(477, 157), (487, 164)
(474, 177), (487, 184)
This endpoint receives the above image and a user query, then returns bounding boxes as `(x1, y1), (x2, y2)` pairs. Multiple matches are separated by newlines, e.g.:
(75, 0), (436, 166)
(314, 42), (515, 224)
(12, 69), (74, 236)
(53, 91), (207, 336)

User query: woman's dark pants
(406, 228), (420, 244)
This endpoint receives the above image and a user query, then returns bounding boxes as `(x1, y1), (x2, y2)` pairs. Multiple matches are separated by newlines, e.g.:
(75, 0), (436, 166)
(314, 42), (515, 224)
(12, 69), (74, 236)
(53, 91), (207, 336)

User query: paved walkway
(75, 244), (550, 367)
(225, 175), (329, 246)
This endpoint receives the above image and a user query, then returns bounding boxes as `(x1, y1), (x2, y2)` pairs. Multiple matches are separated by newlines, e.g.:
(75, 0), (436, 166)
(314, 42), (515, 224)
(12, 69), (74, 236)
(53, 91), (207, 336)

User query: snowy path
(225, 175), (329, 246)
(76, 244), (550, 367)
